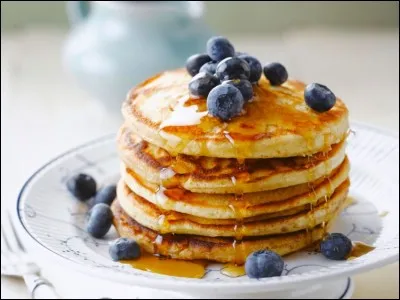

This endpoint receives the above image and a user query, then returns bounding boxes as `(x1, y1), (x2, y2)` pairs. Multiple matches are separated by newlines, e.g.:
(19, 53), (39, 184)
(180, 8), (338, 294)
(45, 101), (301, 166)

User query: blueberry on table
(94, 185), (117, 206)
(109, 238), (141, 261)
(222, 79), (253, 102)
(263, 62), (288, 86)
(304, 83), (337, 113)
(238, 55), (262, 83)
(67, 173), (97, 201)
(216, 57), (250, 81)
(245, 250), (284, 278)
(320, 233), (352, 260)
(189, 72), (220, 98)
(186, 53), (212, 77)
(207, 84), (244, 121)
(206, 36), (235, 61)
(199, 61), (218, 75)
(86, 203), (113, 238)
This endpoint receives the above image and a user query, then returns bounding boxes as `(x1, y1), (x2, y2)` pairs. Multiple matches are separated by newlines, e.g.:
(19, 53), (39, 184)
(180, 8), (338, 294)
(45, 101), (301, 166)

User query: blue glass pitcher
(63, 1), (213, 111)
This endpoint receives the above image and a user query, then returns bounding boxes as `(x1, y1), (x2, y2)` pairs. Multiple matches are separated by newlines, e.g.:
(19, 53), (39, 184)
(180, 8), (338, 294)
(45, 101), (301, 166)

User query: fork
(1, 213), (60, 299)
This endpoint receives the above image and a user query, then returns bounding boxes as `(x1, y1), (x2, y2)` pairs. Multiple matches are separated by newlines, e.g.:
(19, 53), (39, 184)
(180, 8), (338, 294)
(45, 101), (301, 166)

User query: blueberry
(304, 83), (336, 113)
(109, 238), (141, 261)
(238, 55), (262, 83)
(245, 250), (284, 278)
(263, 62), (288, 86)
(188, 72), (220, 98)
(216, 57), (250, 81)
(86, 203), (113, 238)
(67, 173), (97, 201)
(199, 61), (218, 75)
(207, 85), (244, 121)
(94, 185), (116, 206)
(222, 79), (253, 102)
(206, 36), (235, 61)
(320, 233), (352, 260)
(186, 53), (212, 77)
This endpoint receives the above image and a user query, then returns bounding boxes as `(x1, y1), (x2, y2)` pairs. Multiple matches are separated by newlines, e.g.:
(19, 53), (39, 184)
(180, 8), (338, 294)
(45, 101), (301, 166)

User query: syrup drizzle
(221, 263), (246, 278)
(379, 211), (389, 218)
(120, 252), (207, 278)
(347, 241), (375, 260)
(345, 196), (357, 207)
(159, 95), (208, 129)
(222, 129), (248, 265)
(306, 156), (316, 244)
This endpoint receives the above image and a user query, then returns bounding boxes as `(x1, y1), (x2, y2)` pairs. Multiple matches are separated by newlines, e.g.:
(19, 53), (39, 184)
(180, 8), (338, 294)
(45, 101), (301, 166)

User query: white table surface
(1, 28), (399, 299)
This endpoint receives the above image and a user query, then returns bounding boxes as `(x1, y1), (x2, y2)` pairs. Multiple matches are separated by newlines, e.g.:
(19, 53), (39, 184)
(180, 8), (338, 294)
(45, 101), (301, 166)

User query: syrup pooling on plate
(120, 251), (207, 278)
(221, 263), (246, 278)
(347, 242), (376, 260)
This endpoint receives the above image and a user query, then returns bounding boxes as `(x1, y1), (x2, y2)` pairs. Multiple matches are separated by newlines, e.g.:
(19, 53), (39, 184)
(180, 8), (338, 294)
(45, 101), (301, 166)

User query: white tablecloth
(1, 28), (399, 299)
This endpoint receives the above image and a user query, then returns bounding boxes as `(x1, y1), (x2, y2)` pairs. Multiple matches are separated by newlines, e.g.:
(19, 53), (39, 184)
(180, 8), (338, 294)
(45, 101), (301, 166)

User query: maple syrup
(344, 196), (357, 208)
(229, 193), (247, 264)
(121, 252), (207, 278)
(221, 263), (246, 278)
(304, 132), (318, 246)
(379, 211), (389, 218)
(159, 95), (208, 129)
(347, 241), (375, 260)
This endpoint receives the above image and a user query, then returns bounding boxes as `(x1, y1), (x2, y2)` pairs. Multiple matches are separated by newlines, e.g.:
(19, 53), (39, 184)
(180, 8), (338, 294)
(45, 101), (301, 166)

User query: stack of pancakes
(112, 69), (350, 264)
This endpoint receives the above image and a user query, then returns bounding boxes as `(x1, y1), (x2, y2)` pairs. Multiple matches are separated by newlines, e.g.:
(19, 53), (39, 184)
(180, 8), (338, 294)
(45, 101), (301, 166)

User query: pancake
(122, 69), (349, 159)
(121, 157), (350, 219)
(118, 126), (347, 193)
(117, 178), (349, 237)
(111, 199), (347, 264)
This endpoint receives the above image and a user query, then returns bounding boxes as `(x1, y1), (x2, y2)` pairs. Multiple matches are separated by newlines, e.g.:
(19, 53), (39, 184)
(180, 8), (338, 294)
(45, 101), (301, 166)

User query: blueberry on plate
(189, 72), (220, 98)
(207, 84), (244, 121)
(94, 185), (116, 206)
(186, 53), (212, 77)
(215, 57), (250, 81)
(222, 79), (253, 102)
(245, 250), (284, 279)
(199, 61), (218, 75)
(109, 238), (141, 261)
(206, 36), (235, 61)
(320, 233), (352, 260)
(304, 83), (336, 113)
(67, 173), (97, 201)
(263, 62), (288, 86)
(86, 203), (113, 238)
(238, 55), (262, 83)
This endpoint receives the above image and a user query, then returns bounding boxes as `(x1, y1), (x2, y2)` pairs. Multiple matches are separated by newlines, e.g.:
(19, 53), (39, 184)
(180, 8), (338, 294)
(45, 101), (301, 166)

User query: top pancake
(122, 69), (349, 159)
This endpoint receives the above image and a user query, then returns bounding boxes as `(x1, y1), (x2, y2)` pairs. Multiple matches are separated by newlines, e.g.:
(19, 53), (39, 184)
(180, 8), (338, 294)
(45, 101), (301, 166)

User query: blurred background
(2, 1), (399, 32)
(1, 1), (399, 299)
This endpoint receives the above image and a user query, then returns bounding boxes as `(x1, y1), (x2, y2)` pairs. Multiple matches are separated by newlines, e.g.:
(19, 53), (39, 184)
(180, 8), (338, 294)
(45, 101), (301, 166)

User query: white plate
(16, 122), (399, 296)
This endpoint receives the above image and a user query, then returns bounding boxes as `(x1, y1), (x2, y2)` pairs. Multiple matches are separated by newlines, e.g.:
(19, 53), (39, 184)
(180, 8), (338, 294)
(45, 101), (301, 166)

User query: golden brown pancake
(117, 178), (349, 237)
(115, 67), (352, 265)
(122, 69), (349, 159)
(118, 126), (347, 193)
(111, 197), (348, 264)
(121, 157), (350, 219)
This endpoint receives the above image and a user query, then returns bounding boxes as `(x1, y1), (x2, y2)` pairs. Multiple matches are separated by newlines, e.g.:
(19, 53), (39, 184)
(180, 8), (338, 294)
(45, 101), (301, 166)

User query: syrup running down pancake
(113, 65), (351, 267)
